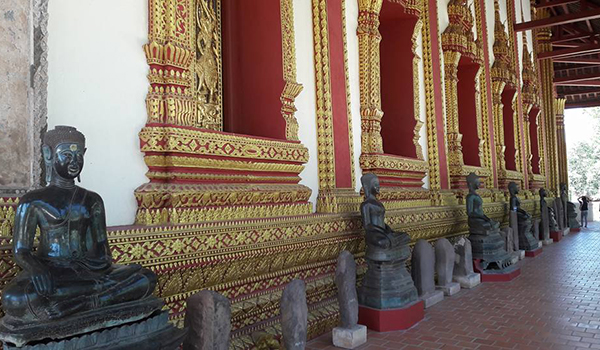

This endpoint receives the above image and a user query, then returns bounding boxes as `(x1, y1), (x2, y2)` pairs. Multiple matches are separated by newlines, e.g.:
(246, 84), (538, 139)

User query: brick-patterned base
(551, 231), (563, 242)
(525, 247), (543, 257)
(358, 301), (424, 332)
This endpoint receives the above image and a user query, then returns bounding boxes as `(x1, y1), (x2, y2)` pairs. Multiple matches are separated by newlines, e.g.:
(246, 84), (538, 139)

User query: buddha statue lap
(0, 126), (185, 348)
(357, 174), (418, 310)
(465, 173), (512, 271)
(508, 182), (538, 251)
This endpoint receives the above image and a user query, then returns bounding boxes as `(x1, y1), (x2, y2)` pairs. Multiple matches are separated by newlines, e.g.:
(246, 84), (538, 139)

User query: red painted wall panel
(502, 88), (517, 171)
(457, 59), (481, 167)
(222, 0), (286, 140)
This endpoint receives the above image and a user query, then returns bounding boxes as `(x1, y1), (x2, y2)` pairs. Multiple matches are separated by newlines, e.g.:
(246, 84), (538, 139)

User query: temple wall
(0, 1), (36, 193)
(345, 1), (363, 192)
(47, 0), (148, 226)
(294, 0), (320, 210)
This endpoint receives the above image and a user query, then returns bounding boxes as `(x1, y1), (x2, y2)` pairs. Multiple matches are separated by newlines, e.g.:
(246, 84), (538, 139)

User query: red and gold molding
(312, 0), (361, 213)
(137, 0), (312, 225)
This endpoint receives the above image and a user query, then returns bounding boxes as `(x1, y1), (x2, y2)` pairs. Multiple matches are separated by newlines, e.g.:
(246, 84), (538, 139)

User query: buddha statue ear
(42, 145), (53, 184)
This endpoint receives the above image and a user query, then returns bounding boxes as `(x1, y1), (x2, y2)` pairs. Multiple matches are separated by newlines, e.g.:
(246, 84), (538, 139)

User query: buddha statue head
(466, 172), (480, 192)
(539, 188), (547, 199)
(42, 126), (86, 185)
(560, 183), (567, 194)
(361, 173), (380, 198)
(508, 182), (519, 196)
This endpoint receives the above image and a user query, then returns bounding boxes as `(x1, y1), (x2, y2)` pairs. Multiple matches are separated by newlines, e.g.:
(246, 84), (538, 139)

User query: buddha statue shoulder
(465, 172), (499, 234)
(360, 174), (409, 261)
(2, 126), (157, 325)
(508, 181), (531, 220)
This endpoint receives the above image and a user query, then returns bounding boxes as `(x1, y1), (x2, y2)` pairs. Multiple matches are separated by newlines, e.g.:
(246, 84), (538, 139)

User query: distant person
(578, 195), (591, 228)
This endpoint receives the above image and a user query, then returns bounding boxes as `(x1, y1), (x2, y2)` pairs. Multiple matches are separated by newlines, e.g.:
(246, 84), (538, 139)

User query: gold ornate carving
(195, 0), (222, 131)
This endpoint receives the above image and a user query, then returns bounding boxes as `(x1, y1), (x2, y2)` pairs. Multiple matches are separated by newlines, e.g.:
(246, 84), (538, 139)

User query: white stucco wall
(345, 1), (363, 192)
(47, 0), (149, 226)
(294, 0), (319, 211)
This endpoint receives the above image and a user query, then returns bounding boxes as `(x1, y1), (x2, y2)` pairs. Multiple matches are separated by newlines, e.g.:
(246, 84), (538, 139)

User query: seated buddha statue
(466, 172), (499, 234)
(2, 126), (157, 325)
(360, 173), (409, 261)
(508, 182), (531, 222)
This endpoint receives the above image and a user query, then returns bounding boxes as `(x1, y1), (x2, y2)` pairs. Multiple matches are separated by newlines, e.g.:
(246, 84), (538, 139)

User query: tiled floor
(308, 222), (600, 350)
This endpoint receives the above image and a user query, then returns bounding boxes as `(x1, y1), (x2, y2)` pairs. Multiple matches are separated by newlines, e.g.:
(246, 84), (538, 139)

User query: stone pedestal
(525, 247), (543, 257)
(358, 300), (424, 332)
(436, 282), (461, 296)
(473, 260), (521, 282)
(452, 238), (480, 289)
(332, 325), (367, 349)
(454, 273), (481, 288)
(550, 231), (562, 242)
(468, 229), (513, 271)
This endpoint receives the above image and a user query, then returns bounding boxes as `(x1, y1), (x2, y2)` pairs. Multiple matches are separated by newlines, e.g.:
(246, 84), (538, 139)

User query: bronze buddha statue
(508, 181), (538, 251)
(358, 173), (417, 310)
(2, 126), (157, 325)
(465, 173), (512, 271)
(466, 172), (499, 234)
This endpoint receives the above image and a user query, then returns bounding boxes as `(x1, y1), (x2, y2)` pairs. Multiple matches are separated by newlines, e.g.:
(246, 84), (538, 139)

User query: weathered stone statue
(554, 196), (565, 231)
(452, 238), (480, 288)
(280, 279), (308, 350)
(332, 251), (366, 349)
(0, 126), (185, 349)
(411, 240), (444, 308)
(539, 188), (552, 245)
(434, 238), (460, 296)
(548, 205), (559, 232)
(358, 173), (418, 309)
(183, 290), (231, 350)
(465, 173), (512, 270)
(567, 202), (581, 229)
(508, 182), (539, 251)
(560, 183), (569, 229)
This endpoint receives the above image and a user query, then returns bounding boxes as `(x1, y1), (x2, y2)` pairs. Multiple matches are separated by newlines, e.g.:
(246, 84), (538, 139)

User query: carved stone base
(358, 258), (418, 310)
(543, 239), (554, 246)
(2, 311), (186, 350)
(0, 298), (163, 348)
(468, 231), (513, 271)
(473, 260), (521, 282)
(453, 273), (480, 289)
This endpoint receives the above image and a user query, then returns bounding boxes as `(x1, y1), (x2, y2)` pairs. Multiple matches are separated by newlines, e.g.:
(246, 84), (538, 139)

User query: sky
(564, 107), (598, 150)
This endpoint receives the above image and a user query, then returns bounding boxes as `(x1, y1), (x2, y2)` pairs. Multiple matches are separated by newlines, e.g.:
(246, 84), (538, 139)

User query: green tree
(568, 109), (600, 199)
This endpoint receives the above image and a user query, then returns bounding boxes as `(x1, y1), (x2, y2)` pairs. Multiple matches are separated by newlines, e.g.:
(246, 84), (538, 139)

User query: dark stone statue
(465, 173), (512, 271)
(0, 126), (185, 349)
(548, 206), (559, 232)
(560, 183), (569, 229)
(539, 188), (551, 243)
(567, 201), (581, 229)
(508, 182), (539, 251)
(358, 174), (418, 309)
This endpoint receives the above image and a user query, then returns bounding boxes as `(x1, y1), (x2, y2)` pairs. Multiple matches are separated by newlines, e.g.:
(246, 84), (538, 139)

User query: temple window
(501, 87), (517, 171)
(379, 1), (421, 158)
(457, 57), (481, 167)
(221, 0), (286, 140)
(529, 108), (541, 174)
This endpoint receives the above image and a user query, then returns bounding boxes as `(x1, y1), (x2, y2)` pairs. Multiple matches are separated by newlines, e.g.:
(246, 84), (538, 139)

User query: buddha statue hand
(365, 225), (392, 249)
(46, 295), (98, 320)
(30, 265), (54, 297)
